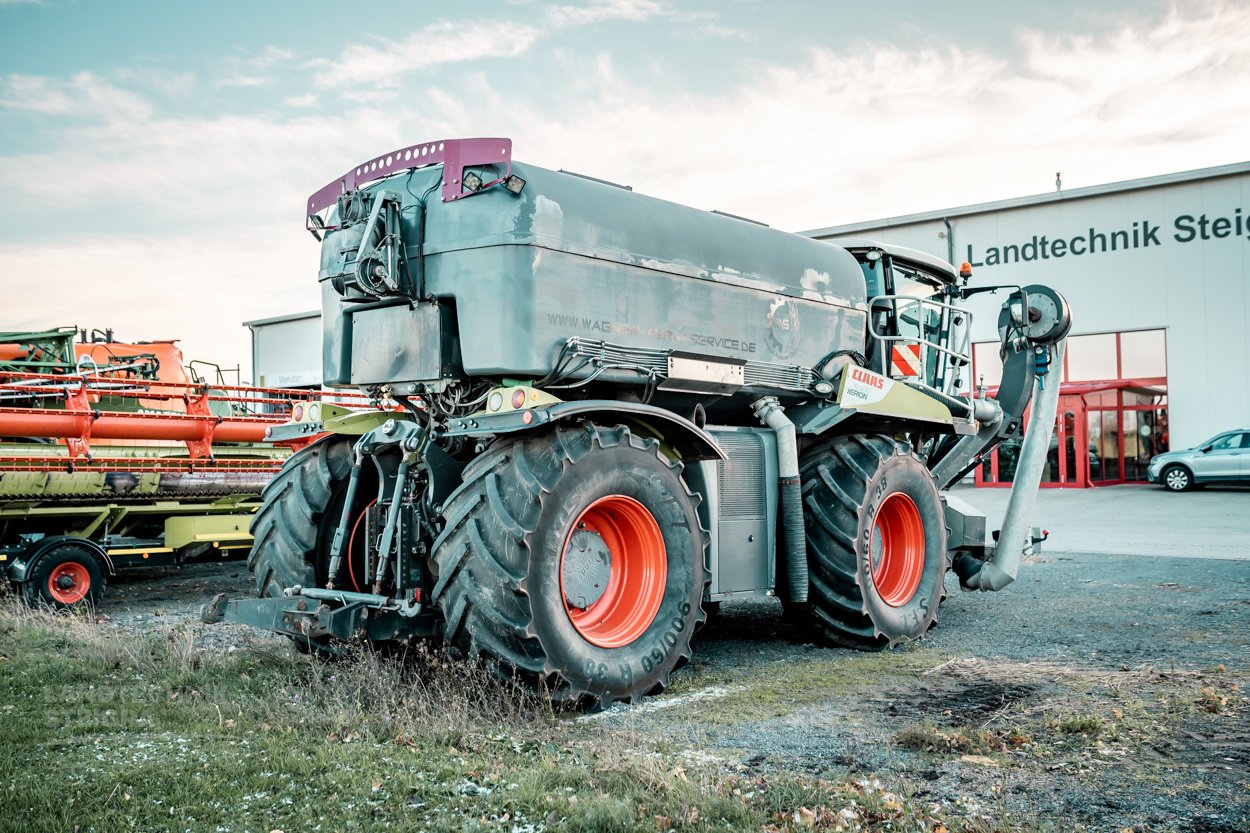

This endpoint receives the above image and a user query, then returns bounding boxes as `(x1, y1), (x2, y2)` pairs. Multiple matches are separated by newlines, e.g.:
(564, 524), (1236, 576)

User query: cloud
(216, 45), (299, 89)
(251, 46), (296, 68)
(5, 4), (1249, 233)
(115, 67), (197, 99)
(312, 1), (671, 91)
(0, 71), (152, 120)
(0, 227), (317, 382)
(310, 20), (543, 90)
(2, 1), (1249, 373)
(670, 9), (748, 41)
(496, 2), (1250, 229)
(544, 0), (666, 28)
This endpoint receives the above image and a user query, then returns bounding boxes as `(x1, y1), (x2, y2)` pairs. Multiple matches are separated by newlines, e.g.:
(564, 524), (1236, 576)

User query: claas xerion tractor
(205, 138), (1072, 707)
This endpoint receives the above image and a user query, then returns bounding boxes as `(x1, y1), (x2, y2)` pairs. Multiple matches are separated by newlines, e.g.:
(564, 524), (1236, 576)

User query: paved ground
(950, 482), (1250, 561)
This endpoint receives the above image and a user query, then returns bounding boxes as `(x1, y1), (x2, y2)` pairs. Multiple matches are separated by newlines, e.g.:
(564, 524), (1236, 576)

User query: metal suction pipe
(752, 397), (808, 604)
(957, 341), (1065, 591)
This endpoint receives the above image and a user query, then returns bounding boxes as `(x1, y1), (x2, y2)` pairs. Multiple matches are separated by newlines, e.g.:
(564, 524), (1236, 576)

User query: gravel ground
(674, 555), (1250, 831)
(93, 558), (286, 653)
(72, 485), (1250, 833)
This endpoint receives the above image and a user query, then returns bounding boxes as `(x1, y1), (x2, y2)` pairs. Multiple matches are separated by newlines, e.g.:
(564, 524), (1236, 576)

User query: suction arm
(952, 284), (1072, 591)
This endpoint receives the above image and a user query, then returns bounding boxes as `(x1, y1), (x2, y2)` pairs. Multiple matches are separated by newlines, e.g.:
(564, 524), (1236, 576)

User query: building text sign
(966, 209), (1248, 268)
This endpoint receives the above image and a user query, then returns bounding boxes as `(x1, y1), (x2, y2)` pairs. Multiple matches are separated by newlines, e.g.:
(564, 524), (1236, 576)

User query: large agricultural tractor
(206, 138), (1071, 707)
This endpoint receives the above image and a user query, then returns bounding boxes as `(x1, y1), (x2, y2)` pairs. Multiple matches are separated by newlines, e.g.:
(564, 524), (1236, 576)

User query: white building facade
(803, 162), (1249, 486)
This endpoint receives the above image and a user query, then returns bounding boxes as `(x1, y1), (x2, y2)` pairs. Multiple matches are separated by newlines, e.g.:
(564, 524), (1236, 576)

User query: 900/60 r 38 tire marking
(792, 434), (947, 650)
(431, 422), (708, 707)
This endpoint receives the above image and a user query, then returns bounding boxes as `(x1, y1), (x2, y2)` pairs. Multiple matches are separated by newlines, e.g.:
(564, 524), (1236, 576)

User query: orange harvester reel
(0, 371), (375, 474)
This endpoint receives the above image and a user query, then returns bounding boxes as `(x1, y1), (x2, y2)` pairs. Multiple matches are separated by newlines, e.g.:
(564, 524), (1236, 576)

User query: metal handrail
(866, 293), (973, 405)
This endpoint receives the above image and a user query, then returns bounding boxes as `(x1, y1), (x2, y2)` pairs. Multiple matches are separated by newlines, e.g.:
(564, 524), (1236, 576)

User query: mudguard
(440, 400), (726, 461)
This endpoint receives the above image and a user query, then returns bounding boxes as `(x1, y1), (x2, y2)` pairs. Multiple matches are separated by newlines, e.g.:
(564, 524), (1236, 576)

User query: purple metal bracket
(306, 137), (512, 218)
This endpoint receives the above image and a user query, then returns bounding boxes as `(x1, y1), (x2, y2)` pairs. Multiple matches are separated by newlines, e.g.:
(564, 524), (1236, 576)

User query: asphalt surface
(950, 481), (1250, 561)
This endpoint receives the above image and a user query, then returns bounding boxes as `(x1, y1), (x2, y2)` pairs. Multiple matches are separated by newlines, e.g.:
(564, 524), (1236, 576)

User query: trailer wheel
(22, 542), (106, 609)
(432, 422), (708, 707)
(793, 434), (947, 650)
(247, 436), (367, 649)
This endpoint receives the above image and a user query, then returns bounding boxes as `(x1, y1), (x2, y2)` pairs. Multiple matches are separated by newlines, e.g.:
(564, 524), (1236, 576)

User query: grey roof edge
(243, 310), (321, 328)
(834, 237), (958, 282)
(798, 160), (1250, 238)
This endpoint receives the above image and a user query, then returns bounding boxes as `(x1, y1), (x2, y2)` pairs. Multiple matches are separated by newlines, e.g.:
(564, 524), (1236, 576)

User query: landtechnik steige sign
(965, 208), (1249, 268)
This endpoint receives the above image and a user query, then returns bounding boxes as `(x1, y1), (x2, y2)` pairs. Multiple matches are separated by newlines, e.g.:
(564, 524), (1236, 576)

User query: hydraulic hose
(752, 397), (808, 604)
(326, 445), (365, 590)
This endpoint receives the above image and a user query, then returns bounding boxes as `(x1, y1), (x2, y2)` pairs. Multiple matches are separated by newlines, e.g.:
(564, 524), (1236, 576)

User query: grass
(662, 648), (940, 724)
(0, 596), (1033, 833)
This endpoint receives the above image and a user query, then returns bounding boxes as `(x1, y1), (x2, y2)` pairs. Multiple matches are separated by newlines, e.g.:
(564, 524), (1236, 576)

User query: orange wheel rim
(560, 495), (666, 649)
(870, 493), (925, 607)
(47, 562), (91, 605)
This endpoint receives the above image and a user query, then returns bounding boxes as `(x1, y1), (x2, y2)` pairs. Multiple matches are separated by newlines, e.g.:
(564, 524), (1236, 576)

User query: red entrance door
(976, 394), (1091, 488)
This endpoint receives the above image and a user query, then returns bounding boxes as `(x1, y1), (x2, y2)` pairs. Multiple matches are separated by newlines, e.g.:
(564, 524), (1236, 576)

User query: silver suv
(1147, 428), (1250, 491)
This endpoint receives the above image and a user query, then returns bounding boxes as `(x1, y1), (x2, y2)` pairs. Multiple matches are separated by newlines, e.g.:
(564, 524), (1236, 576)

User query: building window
(1065, 333), (1118, 381)
(1119, 329), (1167, 378)
(973, 329), (1168, 487)
(973, 328), (1167, 388)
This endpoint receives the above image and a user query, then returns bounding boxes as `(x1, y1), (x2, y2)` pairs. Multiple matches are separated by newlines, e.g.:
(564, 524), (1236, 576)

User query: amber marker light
(959, 262), (973, 280)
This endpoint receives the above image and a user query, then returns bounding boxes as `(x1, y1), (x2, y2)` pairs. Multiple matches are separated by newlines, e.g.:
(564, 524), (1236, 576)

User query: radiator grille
(713, 432), (766, 519)
(743, 362), (815, 391)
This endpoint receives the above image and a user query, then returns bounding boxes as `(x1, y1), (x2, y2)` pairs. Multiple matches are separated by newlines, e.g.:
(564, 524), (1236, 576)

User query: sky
(1, 0), (1248, 378)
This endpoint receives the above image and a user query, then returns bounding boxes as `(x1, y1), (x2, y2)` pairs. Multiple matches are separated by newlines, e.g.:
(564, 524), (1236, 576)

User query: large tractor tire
(247, 437), (374, 649)
(431, 422), (708, 707)
(793, 434), (947, 650)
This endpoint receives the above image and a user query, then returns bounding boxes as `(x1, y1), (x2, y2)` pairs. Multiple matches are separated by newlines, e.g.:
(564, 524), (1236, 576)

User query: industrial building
(803, 162), (1249, 487)
(246, 162), (1248, 488)
(244, 310), (321, 390)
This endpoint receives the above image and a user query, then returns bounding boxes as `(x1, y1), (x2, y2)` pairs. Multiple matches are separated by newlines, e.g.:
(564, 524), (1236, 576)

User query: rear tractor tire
(793, 435), (947, 650)
(247, 436), (370, 651)
(21, 542), (106, 609)
(431, 422), (708, 707)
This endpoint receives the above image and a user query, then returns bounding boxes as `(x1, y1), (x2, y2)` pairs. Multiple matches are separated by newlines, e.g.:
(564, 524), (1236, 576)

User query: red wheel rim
(560, 495), (666, 649)
(870, 492), (925, 607)
(47, 561), (91, 605)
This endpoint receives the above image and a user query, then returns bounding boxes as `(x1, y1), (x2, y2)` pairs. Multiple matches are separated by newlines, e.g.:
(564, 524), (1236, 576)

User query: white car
(1146, 429), (1250, 491)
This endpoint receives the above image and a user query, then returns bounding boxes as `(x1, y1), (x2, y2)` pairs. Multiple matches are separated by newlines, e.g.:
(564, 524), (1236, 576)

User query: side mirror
(1200, 445), (1213, 453)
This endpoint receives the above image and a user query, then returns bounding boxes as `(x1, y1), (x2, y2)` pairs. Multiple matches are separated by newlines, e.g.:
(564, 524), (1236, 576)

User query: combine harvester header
(0, 326), (380, 607)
